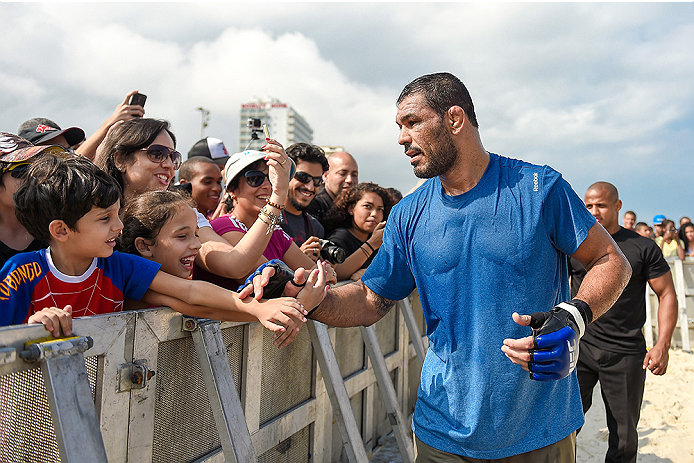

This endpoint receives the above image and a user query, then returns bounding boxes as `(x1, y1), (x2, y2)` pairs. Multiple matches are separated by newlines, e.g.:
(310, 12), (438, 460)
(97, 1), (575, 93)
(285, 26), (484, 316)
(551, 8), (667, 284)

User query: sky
(2, 2), (693, 225)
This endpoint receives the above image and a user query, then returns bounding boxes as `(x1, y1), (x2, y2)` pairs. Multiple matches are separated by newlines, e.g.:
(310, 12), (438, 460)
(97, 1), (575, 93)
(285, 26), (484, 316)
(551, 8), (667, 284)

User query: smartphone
(263, 124), (270, 139)
(129, 93), (147, 108)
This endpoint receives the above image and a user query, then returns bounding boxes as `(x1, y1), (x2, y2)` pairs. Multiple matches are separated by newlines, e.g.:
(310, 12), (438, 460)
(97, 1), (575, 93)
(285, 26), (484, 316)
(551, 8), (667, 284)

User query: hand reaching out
(295, 260), (329, 314)
(251, 297), (308, 349)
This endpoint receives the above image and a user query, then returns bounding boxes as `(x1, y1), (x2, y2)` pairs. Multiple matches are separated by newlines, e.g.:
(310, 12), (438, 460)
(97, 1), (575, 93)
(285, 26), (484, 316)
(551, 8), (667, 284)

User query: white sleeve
(195, 209), (211, 229)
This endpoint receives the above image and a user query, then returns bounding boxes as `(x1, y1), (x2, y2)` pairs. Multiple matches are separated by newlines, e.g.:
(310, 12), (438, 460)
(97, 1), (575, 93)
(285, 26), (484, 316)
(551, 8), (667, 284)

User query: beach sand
(371, 348), (694, 463)
(577, 348), (694, 463)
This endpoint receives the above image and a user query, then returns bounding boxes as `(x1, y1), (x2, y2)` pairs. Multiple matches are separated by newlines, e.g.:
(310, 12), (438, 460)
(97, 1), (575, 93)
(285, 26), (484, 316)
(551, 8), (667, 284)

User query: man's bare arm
(643, 271), (678, 374)
(571, 222), (632, 320)
(309, 280), (396, 327)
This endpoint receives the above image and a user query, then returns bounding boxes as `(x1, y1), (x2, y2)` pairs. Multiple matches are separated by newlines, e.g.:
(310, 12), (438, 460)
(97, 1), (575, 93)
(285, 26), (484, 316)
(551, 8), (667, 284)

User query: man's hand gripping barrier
(528, 302), (587, 381)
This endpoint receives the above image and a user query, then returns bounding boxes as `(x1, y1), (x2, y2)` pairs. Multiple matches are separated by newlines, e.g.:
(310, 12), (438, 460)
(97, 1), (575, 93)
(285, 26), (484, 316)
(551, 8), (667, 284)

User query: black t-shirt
(0, 238), (46, 269)
(327, 227), (377, 270)
(568, 227), (670, 354)
(280, 211), (325, 246)
(305, 189), (333, 225)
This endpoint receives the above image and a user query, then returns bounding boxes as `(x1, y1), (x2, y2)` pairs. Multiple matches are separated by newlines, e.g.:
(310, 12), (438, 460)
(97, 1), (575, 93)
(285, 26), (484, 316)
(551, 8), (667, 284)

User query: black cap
(188, 137), (229, 166)
(18, 118), (85, 147)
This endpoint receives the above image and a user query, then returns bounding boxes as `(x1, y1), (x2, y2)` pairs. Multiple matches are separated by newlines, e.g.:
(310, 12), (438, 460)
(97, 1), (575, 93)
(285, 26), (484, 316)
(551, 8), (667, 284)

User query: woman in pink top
(196, 149), (337, 289)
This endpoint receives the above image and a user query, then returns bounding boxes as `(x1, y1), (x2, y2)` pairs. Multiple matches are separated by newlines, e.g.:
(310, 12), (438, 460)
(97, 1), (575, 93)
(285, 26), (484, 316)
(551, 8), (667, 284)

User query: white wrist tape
(556, 302), (585, 338)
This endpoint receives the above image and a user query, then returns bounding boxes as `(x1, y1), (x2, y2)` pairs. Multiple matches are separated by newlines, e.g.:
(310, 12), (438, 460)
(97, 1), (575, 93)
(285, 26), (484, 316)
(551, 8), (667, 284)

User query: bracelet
(360, 246), (370, 258)
(258, 205), (283, 235)
(364, 242), (375, 252)
(266, 199), (285, 211)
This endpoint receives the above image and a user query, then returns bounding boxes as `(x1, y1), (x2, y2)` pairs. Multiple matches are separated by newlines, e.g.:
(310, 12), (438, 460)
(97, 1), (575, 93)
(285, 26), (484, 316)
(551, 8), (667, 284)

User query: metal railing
(0, 292), (428, 463)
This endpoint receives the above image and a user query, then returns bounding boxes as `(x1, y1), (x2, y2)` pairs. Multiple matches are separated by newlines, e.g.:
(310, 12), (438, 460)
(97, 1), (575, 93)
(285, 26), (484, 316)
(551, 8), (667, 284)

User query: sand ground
(370, 348), (694, 463)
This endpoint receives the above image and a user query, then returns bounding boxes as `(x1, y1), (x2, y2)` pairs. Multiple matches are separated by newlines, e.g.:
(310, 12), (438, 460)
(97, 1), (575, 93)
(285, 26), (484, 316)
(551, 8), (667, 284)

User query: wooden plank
(398, 298), (426, 371)
(673, 260), (691, 352)
(192, 320), (257, 463)
(308, 320), (369, 463)
(360, 325), (415, 463)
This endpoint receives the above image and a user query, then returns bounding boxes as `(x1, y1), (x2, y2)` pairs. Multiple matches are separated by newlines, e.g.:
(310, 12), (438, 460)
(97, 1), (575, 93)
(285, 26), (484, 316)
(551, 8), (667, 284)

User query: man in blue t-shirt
(307, 73), (631, 461)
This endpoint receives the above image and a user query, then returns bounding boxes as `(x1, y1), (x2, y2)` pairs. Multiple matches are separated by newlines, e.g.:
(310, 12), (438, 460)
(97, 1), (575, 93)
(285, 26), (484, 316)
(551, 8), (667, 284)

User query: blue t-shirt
(1, 248), (161, 326)
(362, 153), (596, 459)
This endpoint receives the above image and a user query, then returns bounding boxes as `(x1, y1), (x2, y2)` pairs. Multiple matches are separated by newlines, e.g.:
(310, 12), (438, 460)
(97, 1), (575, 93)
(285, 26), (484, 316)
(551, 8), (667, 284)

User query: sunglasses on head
(244, 170), (271, 188)
(294, 171), (323, 187)
(140, 145), (182, 170)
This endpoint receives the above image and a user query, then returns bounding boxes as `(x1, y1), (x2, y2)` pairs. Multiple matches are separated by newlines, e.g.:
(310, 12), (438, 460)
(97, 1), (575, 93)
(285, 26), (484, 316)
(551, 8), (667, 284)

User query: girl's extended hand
(296, 260), (329, 315)
(253, 297), (308, 349)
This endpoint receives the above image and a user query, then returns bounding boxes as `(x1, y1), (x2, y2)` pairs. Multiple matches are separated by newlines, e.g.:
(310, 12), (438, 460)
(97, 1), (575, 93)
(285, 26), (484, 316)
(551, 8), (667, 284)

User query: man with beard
(302, 73), (631, 461)
(280, 143), (329, 261)
(569, 182), (676, 463)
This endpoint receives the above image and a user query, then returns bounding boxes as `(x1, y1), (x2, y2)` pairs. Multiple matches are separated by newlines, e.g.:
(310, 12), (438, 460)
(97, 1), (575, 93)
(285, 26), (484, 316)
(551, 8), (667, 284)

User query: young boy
(177, 156), (223, 218)
(0, 154), (327, 338)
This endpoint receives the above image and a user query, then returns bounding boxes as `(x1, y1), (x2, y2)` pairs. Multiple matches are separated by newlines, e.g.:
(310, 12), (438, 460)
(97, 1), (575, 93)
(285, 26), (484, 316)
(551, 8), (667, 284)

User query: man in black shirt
(280, 144), (328, 261)
(569, 182), (678, 463)
(305, 151), (358, 225)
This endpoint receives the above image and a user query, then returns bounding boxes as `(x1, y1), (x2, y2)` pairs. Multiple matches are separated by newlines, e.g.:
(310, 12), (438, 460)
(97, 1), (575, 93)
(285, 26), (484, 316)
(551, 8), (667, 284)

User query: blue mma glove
(238, 259), (295, 300)
(528, 300), (592, 381)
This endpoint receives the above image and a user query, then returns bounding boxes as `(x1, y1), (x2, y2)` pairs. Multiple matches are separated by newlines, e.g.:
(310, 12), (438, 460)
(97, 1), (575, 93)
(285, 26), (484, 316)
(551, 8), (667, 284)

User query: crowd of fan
(0, 90), (401, 344)
(623, 210), (694, 260)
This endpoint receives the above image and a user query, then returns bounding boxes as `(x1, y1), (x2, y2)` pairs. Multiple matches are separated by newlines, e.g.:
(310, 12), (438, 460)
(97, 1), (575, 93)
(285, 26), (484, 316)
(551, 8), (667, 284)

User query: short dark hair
(285, 143), (329, 172)
(386, 187), (403, 203)
(14, 154), (122, 243)
(119, 190), (195, 255)
(179, 156), (218, 181)
(624, 210), (636, 217)
(397, 72), (478, 128)
(94, 118), (176, 194)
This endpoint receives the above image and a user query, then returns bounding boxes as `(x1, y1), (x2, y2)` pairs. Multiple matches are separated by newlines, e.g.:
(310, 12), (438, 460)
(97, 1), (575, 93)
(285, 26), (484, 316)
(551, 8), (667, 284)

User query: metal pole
(196, 107), (210, 139)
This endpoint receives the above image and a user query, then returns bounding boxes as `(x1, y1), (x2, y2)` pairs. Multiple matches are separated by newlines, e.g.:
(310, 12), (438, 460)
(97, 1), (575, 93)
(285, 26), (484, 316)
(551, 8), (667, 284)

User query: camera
(247, 118), (262, 131)
(244, 118), (265, 150)
(319, 239), (346, 264)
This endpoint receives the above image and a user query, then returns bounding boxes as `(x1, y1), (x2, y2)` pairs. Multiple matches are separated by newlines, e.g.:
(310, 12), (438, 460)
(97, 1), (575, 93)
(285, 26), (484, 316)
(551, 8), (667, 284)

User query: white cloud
(1, 2), (693, 219)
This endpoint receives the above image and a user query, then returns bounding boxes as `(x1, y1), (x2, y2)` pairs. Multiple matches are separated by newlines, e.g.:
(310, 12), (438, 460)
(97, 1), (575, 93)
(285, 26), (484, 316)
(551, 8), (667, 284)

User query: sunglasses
(244, 170), (271, 188)
(294, 171), (323, 187)
(140, 145), (182, 170)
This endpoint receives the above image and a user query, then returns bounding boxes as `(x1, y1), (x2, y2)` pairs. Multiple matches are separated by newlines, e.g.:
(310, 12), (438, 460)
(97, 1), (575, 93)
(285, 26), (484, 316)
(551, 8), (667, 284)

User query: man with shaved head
(306, 150), (358, 224)
(569, 181), (678, 463)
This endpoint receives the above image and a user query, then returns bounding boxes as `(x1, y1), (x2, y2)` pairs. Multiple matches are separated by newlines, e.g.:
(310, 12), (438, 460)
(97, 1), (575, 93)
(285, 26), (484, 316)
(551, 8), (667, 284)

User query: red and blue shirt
(0, 248), (160, 326)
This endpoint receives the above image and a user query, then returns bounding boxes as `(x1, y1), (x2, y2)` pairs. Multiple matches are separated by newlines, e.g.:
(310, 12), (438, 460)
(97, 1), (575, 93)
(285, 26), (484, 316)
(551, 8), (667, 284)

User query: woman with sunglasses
(195, 149), (338, 290)
(0, 132), (68, 268)
(95, 119), (300, 283)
